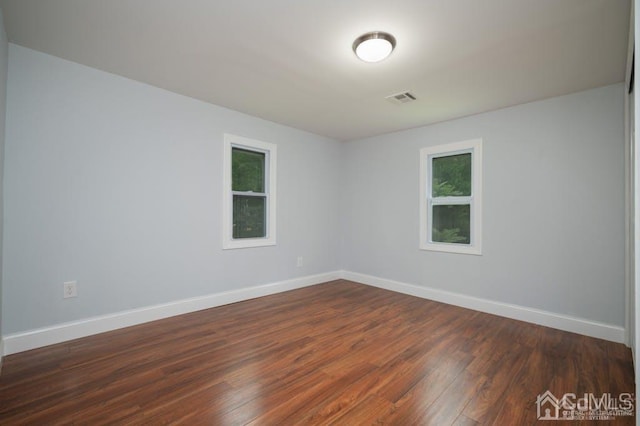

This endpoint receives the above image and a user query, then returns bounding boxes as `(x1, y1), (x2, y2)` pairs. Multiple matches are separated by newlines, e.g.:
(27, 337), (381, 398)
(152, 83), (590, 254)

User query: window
(420, 139), (482, 255)
(223, 134), (277, 249)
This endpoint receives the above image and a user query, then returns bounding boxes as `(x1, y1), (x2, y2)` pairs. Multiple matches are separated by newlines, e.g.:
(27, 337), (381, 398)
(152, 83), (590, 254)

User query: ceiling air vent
(386, 91), (417, 105)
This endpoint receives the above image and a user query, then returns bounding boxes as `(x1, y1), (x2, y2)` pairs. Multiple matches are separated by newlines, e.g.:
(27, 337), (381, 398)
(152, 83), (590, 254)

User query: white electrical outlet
(296, 256), (303, 268)
(63, 281), (77, 298)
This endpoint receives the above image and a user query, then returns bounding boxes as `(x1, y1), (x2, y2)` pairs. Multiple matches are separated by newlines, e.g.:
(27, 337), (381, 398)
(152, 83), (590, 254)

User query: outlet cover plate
(63, 281), (77, 298)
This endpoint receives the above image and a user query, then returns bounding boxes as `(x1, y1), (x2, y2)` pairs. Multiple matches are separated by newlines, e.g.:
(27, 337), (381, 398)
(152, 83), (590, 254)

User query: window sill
(223, 237), (276, 250)
(420, 243), (482, 255)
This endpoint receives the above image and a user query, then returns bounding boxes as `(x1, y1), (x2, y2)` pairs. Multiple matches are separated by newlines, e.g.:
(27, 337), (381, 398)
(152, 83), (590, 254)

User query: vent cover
(386, 91), (417, 105)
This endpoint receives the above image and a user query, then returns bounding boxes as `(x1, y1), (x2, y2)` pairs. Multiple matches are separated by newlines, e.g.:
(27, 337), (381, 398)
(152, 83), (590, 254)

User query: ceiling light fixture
(353, 31), (396, 63)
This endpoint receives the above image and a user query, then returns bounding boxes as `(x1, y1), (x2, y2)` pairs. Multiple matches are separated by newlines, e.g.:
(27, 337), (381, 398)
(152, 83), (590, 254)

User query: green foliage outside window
(432, 153), (471, 197)
(232, 148), (266, 239)
(432, 205), (470, 244)
(431, 153), (472, 244)
(232, 148), (265, 192)
(233, 195), (266, 238)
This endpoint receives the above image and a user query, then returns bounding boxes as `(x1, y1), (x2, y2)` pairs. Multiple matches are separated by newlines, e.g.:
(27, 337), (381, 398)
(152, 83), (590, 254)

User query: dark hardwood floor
(0, 280), (635, 425)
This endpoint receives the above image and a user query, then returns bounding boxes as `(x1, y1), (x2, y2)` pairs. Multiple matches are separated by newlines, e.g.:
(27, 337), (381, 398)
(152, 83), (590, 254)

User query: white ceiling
(0, 0), (630, 141)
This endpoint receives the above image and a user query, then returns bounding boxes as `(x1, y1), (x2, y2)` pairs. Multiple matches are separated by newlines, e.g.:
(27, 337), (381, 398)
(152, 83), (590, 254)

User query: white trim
(419, 139), (483, 255)
(624, 0), (635, 351)
(0, 339), (4, 372)
(222, 134), (277, 249)
(635, 3), (640, 416)
(341, 271), (626, 343)
(2, 271), (626, 355)
(2, 271), (340, 355)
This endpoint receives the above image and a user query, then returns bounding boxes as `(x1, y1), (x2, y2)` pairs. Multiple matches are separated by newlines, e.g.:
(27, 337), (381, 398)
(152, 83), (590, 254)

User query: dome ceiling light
(353, 31), (396, 63)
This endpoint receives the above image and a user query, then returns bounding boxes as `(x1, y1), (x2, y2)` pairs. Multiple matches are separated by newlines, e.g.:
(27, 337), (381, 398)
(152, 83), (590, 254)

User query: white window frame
(222, 134), (277, 249)
(419, 139), (482, 255)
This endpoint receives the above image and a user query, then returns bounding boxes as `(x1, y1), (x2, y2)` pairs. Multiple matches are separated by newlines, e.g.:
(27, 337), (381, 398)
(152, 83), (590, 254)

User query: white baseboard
(3, 271), (341, 355)
(2, 270), (626, 356)
(341, 271), (626, 344)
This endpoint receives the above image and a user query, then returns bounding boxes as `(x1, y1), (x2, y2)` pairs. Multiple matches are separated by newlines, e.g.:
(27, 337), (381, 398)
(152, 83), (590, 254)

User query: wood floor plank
(327, 393), (395, 425)
(0, 280), (635, 425)
(462, 344), (529, 423)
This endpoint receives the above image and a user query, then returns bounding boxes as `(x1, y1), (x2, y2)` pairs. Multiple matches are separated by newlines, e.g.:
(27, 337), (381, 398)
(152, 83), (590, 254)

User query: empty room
(0, 0), (638, 424)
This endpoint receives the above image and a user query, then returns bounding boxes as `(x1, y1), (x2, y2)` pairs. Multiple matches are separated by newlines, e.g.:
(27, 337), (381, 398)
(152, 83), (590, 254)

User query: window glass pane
(432, 153), (471, 197)
(232, 148), (265, 192)
(432, 204), (470, 244)
(233, 195), (266, 238)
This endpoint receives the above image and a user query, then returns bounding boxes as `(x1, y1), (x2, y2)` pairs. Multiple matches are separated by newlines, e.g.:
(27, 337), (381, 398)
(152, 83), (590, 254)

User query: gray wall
(2, 43), (627, 336)
(341, 84), (626, 326)
(2, 45), (342, 334)
(0, 10), (7, 348)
